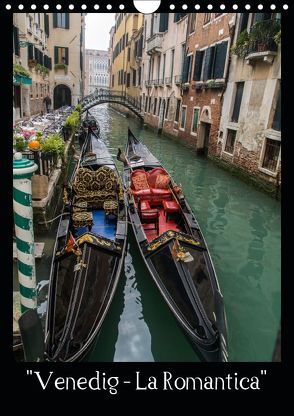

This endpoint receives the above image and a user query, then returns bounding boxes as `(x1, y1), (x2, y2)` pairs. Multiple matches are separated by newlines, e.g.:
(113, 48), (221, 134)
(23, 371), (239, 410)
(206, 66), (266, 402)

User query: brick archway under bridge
(81, 89), (144, 120)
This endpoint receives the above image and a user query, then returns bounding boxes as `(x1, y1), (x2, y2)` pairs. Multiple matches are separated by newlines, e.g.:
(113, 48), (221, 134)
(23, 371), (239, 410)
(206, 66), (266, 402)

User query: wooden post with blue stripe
(13, 152), (38, 313)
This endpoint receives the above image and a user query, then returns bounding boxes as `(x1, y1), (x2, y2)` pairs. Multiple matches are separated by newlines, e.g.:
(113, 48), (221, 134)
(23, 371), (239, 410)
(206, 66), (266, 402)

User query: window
(148, 97), (152, 113)
(162, 54), (166, 80)
(191, 108), (200, 134)
(127, 73), (130, 87)
(53, 13), (69, 29)
(204, 13), (211, 25)
(188, 14), (196, 34)
(153, 98), (157, 115)
(193, 50), (204, 81)
(225, 129), (237, 154)
(166, 98), (170, 119)
(175, 99), (181, 122)
(174, 13), (187, 23)
(159, 13), (169, 32)
(272, 86), (281, 131)
(238, 13), (249, 35)
(262, 139), (280, 172)
(145, 96), (148, 112)
(132, 69), (136, 86)
(54, 47), (68, 65)
(180, 106), (187, 130)
(170, 49), (175, 79)
(231, 82), (244, 123)
(158, 98), (161, 116)
(182, 54), (193, 83)
(127, 48), (130, 62)
(193, 41), (228, 82)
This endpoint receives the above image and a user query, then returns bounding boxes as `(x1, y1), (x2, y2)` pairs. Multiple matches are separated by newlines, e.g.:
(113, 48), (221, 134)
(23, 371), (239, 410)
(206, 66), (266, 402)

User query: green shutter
(65, 47), (69, 65)
(65, 13), (70, 29)
(53, 13), (57, 28)
(54, 46), (58, 64)
(182, 55), (190, 83)
(13, 26), (20, 57)
(193, 50), (204, 81)
(202, 47), (215, 81)
(213, 41), (228, 79)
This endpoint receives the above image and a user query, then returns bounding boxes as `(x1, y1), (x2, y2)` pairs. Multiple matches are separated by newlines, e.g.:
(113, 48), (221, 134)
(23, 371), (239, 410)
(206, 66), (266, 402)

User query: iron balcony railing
(153, 79), (159, 86)
(145, 80), (152, 87)
(158, 78), (164, 86)
(174, 75), (182, 85)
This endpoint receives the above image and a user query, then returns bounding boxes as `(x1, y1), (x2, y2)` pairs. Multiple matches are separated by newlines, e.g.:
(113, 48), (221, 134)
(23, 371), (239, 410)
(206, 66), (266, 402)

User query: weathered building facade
(178, 13), (235, 156)
(47, 12), (86, 109)
(85, 49), (109, 95)
(141, 13), (188, 134)
(13, 13), (86, 117)
(13, 13), (51, 120)
(109, 13), (144, 114)
(218, 12), (281, 190)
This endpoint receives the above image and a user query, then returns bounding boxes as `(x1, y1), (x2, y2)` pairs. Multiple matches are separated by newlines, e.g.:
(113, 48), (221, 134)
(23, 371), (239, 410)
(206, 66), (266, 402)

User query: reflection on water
(89, 104), (280, 362)
(14, 103), (280, 362)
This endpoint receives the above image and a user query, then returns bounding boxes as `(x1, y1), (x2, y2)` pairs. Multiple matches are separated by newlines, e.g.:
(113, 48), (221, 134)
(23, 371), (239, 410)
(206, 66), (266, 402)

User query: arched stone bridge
(81, 88), (144, 119)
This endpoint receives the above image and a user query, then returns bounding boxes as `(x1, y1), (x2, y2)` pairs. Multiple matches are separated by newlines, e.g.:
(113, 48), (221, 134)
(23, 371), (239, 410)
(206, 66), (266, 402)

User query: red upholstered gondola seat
(131, 170), (152, 200)
(162, 200), (180, 221)
(138, 198), (159, 234)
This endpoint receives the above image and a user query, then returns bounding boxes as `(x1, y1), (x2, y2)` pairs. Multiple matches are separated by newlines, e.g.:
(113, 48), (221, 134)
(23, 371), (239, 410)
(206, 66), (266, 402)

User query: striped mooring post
(13, 152), (38, 313)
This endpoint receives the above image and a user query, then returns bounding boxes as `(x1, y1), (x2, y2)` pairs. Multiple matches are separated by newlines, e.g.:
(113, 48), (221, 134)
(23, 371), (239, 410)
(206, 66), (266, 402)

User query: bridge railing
(82, 88), (142, 113)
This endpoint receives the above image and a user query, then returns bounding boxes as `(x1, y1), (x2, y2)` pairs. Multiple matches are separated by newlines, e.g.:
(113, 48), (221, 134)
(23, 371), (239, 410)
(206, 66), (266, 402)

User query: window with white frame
(191, 107), (200, 134)
(180, 106), (187, 130)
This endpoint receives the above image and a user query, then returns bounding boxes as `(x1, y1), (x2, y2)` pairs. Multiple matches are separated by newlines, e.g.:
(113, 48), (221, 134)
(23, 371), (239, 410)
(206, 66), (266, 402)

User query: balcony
(145, 80), (152, 88)
(146, 33), (163, 55)
(174, 75), (182, 85)
(153, 79), (159, 87)
(158, 79), (164, 87)
(245, 38), (278, 65)
(165, 77), (172, 86)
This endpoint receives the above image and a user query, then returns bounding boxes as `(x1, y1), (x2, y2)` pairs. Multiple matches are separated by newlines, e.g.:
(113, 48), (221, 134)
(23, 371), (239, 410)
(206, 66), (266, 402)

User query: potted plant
(54, 63), (68, 74)
(250, 19), (281, 53)
(14, 135), (27, 152)
(41, 133), (65, 164)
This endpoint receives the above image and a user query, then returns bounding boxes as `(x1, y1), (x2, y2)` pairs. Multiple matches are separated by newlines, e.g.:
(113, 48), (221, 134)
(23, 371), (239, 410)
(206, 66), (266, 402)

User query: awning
(13, 74), (32, 85)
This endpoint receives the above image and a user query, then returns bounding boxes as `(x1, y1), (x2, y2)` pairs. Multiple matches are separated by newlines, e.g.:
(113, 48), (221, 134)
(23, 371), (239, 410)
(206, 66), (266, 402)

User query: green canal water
(15, 103), (280, 362)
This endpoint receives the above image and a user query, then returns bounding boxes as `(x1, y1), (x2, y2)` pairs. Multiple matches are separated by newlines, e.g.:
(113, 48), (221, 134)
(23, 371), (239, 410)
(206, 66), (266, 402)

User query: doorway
(158, 99), (166, 133)
(197, 122), (211, 155)
(54, 84), (71, 109)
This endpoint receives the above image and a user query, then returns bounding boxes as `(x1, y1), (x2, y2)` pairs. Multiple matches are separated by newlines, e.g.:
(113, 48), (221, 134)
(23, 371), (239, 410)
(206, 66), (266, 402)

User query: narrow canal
(15, 103), (281, 362)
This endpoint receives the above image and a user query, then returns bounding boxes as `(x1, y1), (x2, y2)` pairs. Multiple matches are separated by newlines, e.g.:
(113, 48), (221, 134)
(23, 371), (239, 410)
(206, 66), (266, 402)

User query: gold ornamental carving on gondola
(77, 233), (121, 251)
(146, 230), (201, 252)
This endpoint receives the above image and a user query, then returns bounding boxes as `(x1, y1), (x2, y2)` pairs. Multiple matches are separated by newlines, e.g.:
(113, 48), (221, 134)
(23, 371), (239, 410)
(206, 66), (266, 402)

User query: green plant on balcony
(13, 64), (31, 78)
(41, 133), (65, 157)
(274, 30), (281, 46)
(231, 30), (250, 58)
(249, 19), (281, 52)
(35, 64), (50, 78)
(54, 63), (68, 73)
(28, 59), (37, 68)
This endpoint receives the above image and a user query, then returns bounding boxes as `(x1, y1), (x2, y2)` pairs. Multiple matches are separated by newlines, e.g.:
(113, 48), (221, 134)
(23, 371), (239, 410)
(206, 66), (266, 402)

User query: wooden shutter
(53, 13), (57, 28)
(54, 46), (58, 64)
(28, 43), (34, 60)
(159, 13), (169, 32)
(65, 13), (70, 29)
(44, 14), (49, 37)
(239, 13), (249, 34)
(213, 41), (228, 79)
(65, 47), (69, 65)
(13, 26), (20, 57)
(202, 47), (215, 81)
(182, 55), (190, 83)
(193, 50), (204, 81)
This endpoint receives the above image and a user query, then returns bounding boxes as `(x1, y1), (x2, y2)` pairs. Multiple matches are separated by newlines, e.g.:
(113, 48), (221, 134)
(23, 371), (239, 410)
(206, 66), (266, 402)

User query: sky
(85, 13), (115, 51)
